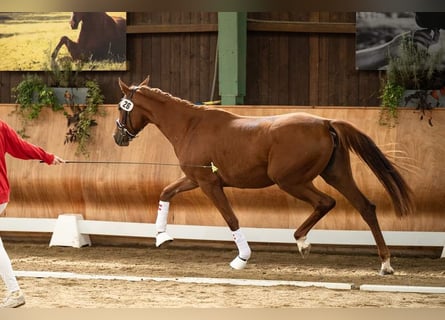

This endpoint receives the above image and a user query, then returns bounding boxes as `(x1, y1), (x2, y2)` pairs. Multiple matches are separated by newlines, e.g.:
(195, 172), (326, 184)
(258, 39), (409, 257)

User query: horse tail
(329, 120), (414, 217)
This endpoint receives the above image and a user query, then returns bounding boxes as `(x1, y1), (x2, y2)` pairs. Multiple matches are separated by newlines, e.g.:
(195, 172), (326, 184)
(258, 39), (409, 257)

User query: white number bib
(119, 98), (134, 112)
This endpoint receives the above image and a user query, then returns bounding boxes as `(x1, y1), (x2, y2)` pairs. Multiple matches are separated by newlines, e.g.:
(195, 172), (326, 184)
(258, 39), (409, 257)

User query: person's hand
(412, 28), (440, 50)
(52, 155), (65, 165)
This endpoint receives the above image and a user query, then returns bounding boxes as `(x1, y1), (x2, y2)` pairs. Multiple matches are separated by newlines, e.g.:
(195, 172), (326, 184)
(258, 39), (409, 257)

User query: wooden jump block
(49, 214), (92, 248)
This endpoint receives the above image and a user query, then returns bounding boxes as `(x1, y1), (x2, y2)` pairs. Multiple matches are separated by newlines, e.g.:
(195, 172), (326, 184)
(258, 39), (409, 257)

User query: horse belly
(218, 163), (274, 188)
(221, 170), (274, 189)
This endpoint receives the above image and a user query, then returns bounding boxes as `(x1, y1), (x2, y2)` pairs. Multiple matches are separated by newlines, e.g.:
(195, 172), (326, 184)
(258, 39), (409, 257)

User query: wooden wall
(1, 105), (443, 233)
(0, 12), (382, 107)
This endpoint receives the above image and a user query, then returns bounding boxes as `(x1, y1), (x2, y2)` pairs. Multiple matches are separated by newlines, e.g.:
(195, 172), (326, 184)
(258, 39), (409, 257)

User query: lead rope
(41, 160), (219, 172)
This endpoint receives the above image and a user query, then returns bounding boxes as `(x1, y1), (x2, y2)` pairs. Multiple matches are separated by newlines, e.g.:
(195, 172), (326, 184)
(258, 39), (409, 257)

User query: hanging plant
(64, 79), (105, 156)
(11, 74), (62, 137)
(379, 79), (405, 127)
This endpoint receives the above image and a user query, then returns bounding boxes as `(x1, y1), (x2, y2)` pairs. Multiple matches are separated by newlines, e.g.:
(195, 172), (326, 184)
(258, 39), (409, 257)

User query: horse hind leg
(321, 150), (394, 275)
(279, 182), (336, 258)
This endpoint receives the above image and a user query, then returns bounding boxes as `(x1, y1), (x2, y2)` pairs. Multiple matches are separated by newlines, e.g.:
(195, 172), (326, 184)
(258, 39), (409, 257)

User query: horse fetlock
(296, 236), (311, 258)
(379, 259), (394, 275)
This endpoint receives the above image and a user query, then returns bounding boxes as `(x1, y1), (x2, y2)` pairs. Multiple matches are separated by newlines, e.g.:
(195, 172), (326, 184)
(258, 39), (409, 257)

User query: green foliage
(12, 73), (105, 157)
(64, 79), (105, 156)
(11, 74), (62, 137)
(387, 36), (444, 90)
(49, 56), (84, 88)
(380, 35), (444, 127)
(379, 79), (405, 127)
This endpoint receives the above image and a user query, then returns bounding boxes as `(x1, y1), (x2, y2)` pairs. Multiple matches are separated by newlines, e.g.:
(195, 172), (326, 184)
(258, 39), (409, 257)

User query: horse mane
(139, 86), (206, 110)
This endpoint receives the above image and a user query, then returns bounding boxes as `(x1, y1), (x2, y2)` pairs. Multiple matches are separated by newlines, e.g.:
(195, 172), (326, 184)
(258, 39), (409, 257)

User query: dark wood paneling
(0, 12), (381, 107)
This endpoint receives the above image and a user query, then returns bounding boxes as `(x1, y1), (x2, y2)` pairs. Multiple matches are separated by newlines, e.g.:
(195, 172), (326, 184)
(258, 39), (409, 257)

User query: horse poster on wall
(355, 12), (445, 70)
(0, 12), (127, 71)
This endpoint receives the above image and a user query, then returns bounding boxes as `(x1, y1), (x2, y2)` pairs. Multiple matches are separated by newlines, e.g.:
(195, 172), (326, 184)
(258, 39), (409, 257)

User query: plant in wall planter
(11, 74), (62, 137)
(48, 56), (88, 106)
(64, 79), (105, 156)
(380, 35), (445, 127)
(12, 61), (105, 156)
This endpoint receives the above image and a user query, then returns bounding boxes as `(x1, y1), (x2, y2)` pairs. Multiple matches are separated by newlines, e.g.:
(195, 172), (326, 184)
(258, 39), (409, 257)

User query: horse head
(70, 12), (85, 30)
(113, 77), (151, 146)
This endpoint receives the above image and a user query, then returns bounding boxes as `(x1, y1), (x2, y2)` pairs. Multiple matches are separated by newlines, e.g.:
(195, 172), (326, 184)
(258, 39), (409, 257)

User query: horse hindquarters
(328, 120), (414, 217)
(320, 139), (393, 274)
(321, 120), (414, 274)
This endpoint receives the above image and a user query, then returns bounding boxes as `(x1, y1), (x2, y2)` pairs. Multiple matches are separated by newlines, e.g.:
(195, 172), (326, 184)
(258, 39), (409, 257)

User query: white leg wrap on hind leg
(296, 236), (311, 255)
(230, 229), (251, 270)
(155, 201), (173, 247)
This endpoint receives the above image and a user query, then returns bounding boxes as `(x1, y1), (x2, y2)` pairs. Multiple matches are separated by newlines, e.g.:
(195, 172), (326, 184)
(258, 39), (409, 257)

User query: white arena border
(14, 271), (445, 294)
(359, 284), (445, 294)
(0, 217), (444, 257)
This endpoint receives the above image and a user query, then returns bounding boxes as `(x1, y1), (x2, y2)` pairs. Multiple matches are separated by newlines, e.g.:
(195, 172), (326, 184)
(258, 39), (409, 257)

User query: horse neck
(78, 13), (110, 33)
(144, 98), (201, 146)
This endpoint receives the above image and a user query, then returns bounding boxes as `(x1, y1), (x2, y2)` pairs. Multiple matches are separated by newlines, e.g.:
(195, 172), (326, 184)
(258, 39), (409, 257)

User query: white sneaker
(1, 290), (25, 308)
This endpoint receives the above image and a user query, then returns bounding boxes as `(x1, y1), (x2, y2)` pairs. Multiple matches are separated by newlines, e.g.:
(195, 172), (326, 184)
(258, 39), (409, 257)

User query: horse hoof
(379, 269), (394, 276)
(296, 237), (311, 258)
(230, 256), (248, 270)
(298, 243), (311, 258)
(155, 232), (173, 247)
(379, 260), (394, 275)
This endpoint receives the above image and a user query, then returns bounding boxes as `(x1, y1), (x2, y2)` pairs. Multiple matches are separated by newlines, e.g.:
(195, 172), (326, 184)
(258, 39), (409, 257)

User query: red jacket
(0, 120), (54, 203)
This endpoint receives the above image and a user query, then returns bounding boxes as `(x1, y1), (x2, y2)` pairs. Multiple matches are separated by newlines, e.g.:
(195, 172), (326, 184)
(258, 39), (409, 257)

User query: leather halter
(115, 87), (139, 143)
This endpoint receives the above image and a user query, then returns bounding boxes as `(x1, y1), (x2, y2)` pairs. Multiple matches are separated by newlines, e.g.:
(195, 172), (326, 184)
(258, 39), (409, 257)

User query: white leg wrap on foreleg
(230, 229), (251, 270)
(155, 201), (173, 247)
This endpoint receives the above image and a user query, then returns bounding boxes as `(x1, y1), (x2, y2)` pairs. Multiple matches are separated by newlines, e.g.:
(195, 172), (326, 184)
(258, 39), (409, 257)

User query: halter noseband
(115, 87), (139, 145)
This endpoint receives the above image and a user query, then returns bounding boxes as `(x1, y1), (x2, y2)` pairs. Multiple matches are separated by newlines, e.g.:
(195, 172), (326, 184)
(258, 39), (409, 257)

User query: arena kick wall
(1, 105), (444, 236)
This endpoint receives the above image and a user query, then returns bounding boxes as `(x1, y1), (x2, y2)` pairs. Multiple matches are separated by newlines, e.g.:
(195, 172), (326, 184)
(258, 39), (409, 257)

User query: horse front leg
(199, 182), (251, 270)
(156, 176), (199, 247)
(51, 36), (83, 61)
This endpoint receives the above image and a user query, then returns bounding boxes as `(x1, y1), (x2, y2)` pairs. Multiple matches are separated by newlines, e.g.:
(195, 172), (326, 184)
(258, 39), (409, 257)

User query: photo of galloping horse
(51, 12), (126, 63)
(113, 77), (415, 276)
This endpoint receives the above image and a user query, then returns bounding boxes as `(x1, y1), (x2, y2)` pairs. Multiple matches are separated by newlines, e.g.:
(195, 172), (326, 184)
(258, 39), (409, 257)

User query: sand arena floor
(1, 240), (444, 308)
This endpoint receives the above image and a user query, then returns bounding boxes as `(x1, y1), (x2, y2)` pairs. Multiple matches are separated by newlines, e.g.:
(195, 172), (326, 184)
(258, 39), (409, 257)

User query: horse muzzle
(113, 128), (131, 146)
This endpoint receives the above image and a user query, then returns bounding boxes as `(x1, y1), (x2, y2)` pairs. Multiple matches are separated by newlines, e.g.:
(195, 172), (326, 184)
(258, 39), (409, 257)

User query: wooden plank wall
(1, 105), (443, 233)
(0, 12), (382, 107)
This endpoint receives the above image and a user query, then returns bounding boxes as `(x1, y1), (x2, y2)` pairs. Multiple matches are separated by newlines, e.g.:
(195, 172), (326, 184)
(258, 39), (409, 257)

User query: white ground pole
(0, 215), (444, 257)
(13, 270), (353, 290)
(13, 271), (445, 294)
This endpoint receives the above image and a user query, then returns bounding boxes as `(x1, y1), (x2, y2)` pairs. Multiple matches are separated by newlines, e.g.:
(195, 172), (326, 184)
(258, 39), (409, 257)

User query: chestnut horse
(51, 12), (126, 62)
(113, 77), (414, 275)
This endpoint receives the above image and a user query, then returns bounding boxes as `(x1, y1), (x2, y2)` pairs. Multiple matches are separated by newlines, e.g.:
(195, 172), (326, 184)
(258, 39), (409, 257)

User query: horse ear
(140, 76), (150, 87)
(118, 78), (129, 94)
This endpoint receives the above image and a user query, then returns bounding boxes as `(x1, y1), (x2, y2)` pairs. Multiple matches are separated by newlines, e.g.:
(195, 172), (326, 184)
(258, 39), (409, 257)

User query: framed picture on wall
(355, 12), (445, 70)
(0, 12), (127, 71)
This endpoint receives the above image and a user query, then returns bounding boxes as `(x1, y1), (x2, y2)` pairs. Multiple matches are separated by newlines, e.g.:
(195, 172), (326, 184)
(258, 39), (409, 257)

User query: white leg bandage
(155, 201), (170, 233)
(232, 229), (251, 261)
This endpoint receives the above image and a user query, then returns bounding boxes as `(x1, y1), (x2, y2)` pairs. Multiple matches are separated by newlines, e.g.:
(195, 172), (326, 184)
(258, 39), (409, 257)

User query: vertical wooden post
(218, 12), (246, 105)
